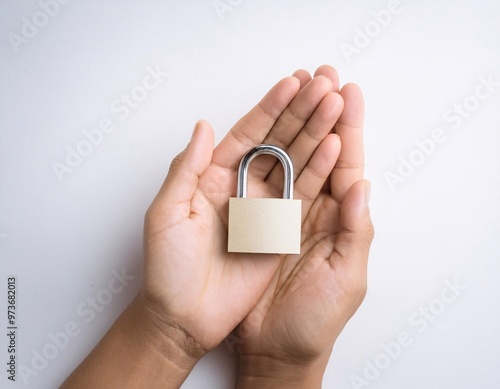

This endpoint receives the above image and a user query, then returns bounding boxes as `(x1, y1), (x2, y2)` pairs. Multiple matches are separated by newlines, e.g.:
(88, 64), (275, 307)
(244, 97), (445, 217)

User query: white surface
(1, 1), (499, 388)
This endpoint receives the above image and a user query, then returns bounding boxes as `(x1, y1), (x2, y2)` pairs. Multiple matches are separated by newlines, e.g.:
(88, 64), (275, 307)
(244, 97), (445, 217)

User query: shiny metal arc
(236, 144), (294, 199)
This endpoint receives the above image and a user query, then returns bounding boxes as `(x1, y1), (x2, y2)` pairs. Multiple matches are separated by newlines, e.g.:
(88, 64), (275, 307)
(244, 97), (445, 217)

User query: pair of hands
(61, 65), (374, 389)
(143, 65), (374, 387)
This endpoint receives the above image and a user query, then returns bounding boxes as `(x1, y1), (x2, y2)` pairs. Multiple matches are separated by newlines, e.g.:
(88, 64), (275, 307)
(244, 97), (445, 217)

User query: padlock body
(228, 197), (301, 254)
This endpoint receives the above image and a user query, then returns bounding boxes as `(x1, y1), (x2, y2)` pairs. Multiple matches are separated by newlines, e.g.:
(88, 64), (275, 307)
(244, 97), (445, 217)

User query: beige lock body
(228, 197), (301, 254)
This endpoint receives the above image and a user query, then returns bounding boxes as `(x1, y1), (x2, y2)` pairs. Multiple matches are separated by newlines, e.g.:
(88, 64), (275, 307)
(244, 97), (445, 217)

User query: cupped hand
(236, 69), (374, 382)
(141, 66), (345, 356)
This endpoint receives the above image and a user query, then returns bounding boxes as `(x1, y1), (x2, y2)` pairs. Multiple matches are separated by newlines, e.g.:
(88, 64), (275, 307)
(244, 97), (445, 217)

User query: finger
(266, 91), (343, 187)
(331, 180), (374, 274)
(151, 121), (214, 222)
(314, 64), (340, 92)
(263, 75), (333, 150)
(266, 65), (339, 189)
(294, 134), (341, 219)
(292, 69), (312, 89)
(248, 75), (333, 179)
(212, 76), (300, 170)
(330, 83), (365, 202)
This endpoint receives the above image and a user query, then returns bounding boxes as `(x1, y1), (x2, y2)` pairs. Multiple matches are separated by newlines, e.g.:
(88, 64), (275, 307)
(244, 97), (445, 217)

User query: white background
(1, 1), (499, 388)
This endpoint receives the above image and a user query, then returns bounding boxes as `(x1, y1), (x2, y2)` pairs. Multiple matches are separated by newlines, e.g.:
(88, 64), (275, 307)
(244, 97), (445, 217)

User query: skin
(60, 65), (374, 389)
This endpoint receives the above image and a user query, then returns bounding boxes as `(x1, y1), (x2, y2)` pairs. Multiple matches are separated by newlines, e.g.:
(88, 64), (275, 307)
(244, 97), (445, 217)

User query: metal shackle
(236, 144), (294, 199)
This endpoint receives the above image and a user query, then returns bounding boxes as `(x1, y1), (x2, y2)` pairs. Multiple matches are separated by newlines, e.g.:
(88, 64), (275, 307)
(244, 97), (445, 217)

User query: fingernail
(191, 121), (201, 139)
(364, 181), (371, 207)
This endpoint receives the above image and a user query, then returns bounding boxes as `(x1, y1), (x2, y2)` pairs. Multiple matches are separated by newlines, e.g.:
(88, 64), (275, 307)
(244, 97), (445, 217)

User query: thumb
(153, 120), (214, 218)
(334, 180), (374, 274)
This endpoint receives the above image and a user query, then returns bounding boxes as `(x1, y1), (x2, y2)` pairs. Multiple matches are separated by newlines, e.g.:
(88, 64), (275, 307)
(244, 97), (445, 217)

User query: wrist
(237, 354), (328, 389)
(135, 292), (207, 372)
(61, 294), (205, 388)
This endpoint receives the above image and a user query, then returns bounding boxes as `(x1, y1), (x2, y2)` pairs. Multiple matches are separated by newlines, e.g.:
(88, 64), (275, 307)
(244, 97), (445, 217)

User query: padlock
(228, 144), (301, 254)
